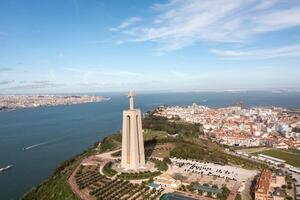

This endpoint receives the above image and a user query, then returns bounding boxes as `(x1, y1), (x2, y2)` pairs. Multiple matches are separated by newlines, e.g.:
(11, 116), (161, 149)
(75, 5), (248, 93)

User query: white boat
(0, 165), (13, 172)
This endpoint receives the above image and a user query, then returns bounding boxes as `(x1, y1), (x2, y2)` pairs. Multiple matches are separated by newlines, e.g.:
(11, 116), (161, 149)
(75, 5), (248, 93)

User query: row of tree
(117, 171), (161, 180)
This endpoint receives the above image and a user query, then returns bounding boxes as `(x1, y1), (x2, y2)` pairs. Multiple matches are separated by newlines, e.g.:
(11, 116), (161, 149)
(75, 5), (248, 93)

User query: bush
(111, 150), (121, 157)
(150, 158), (168, 171)
(118, 171), (161, 180)
(103, 162), (117, 177)
(217, 187), (230, 200)
(285, 196), (293, 200)
(100, 133), (122, 153)
(235, 193), (242, 200)
(281, 185), (287, 189)
(163, 157), (172, 164)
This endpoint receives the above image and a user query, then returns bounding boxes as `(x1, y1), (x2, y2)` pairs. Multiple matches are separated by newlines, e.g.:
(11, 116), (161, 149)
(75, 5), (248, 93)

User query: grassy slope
(143, 129), (169, 141)
(254, 149), (300, 167)
(102, 119), (267, 170)
(22, 173), (78, 200)
(21, 149), (94, 200)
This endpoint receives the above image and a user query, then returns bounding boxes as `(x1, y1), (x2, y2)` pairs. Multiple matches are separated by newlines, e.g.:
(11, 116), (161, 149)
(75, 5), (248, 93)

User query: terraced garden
(74, 165), (108, 190)
(89, 179), (162, 200)
(74, 165), (162, 200)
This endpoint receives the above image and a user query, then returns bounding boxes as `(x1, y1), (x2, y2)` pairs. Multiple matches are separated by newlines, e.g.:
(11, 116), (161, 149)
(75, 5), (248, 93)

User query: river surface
(0, 91), (300, 199)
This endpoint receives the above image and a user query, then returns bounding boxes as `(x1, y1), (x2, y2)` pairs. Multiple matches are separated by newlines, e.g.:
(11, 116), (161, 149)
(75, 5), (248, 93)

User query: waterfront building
(121, 91), (145, 170)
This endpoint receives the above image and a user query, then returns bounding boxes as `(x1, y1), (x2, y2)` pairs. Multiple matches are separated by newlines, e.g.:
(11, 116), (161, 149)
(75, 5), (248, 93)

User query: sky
(0, 0), (300, 94)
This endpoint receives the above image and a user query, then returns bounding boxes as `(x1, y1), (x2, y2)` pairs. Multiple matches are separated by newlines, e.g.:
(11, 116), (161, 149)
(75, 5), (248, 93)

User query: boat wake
(0, 165), (13, 172)
(22, 141), (49, 151)
(22, 134), (73, 151)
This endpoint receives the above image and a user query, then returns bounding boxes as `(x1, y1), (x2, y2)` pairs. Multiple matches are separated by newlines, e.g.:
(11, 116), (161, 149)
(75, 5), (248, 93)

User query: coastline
(0, 96), (110, 112)
(1, 92), (300, 199)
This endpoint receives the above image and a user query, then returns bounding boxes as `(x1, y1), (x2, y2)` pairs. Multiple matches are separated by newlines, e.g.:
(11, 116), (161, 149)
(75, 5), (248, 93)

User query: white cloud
(3, 80), (65, 90)
(109, 17), (142, 31)
(64, 67), (145, 78)
(112, 0), (300, 52)
(0, 80), (14, 85)
(211, 45), (300, 59)
(252, 7), (300, 32)
(0, 67), (13, 72)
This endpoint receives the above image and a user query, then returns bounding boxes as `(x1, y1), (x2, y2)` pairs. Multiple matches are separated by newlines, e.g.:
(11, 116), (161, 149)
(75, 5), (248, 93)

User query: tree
(285, 196), (293, 200)
(172, 173), (188, 181)
(281, 185), (287, 189)
(163, 157), (172, 164)
(207, 192), (212, 197)
(235, 193), (242, 200)
(148, 177), (154, 184)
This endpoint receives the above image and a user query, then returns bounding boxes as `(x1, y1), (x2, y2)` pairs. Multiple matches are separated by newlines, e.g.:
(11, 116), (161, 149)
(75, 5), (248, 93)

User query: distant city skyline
(1, 0), (300, 94)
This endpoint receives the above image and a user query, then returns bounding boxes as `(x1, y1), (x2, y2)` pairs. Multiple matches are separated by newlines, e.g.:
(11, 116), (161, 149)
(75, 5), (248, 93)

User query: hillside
(22, 114), (268, 199)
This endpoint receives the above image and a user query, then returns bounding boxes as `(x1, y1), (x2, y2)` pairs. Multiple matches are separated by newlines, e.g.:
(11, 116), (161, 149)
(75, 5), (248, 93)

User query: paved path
(241, 178), (253, 200)
(67, 162), (89, 200)
(67, 156), (105, 200)
(67, 154), (115, 200)
(227, 182), (241, 200)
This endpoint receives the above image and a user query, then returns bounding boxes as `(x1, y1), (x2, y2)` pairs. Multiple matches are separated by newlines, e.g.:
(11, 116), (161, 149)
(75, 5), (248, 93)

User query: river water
(0, 91), (299, 199)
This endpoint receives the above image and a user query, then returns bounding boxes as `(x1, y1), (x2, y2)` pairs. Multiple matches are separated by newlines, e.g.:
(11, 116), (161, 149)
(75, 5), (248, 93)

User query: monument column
(121, 91), (145, 170)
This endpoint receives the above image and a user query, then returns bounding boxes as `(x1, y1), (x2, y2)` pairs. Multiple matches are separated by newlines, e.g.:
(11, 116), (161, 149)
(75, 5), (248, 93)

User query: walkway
(226, 182), (241, 200)
(67, 162), (89, 200)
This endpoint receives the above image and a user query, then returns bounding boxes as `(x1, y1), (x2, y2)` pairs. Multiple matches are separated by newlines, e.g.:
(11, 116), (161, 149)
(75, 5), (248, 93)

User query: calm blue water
(0, 92), (300, 199)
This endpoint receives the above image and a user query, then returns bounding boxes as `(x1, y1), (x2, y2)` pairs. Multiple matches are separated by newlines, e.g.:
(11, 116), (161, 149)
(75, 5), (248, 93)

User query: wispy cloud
(111, 0), (300, 52)
(109, 17), (142, 31)
(64, 67), (146, 78)
(63, 67), (153, 89)
(0, 67), (13, 72)
(0, 80), (14, 85)
(211, 45), (300, 59)
(3, 80), (65, 90)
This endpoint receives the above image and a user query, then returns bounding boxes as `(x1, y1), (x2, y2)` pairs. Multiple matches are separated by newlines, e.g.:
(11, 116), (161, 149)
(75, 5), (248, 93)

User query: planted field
(74, 165), (108, 190)
(74, 165), (162, 200)
(255, 149), (300, 167)
(89, 179), (162, 200)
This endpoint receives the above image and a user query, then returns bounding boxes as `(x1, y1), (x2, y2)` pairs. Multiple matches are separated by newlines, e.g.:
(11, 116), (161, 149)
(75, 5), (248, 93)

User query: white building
(153, 174), (181, 189)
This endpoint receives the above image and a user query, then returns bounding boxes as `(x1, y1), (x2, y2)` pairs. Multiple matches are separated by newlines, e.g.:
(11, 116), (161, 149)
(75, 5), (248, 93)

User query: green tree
(235, 193), (242, 200)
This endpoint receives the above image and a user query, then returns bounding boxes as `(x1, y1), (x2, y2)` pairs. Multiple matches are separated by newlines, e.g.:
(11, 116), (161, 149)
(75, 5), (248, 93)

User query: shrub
(150, 158), (168, 171)
(102, 162), (117, 177)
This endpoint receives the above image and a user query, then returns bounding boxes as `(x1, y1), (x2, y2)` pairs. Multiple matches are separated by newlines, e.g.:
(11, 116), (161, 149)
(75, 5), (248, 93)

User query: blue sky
(0, 0), (300, 94)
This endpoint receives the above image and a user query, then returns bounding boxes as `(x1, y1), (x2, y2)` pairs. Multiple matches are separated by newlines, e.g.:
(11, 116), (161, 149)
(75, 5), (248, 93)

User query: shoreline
(0, 97), (110, 113)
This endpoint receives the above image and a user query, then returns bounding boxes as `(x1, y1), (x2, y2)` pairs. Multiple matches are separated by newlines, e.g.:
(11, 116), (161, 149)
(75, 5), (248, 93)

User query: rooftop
(255, 169), (272, 195)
